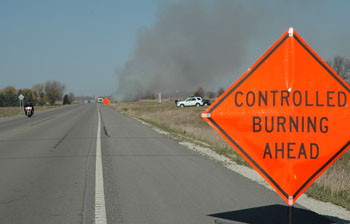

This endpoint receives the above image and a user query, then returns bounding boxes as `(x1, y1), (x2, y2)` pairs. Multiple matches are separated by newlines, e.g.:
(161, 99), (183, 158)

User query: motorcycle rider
(24, 101), (35, 115)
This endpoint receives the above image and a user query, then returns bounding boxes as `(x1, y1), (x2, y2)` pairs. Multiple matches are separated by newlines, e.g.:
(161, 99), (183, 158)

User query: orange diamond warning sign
(202, 28), (350, 206)
(103, 97), (110, 105)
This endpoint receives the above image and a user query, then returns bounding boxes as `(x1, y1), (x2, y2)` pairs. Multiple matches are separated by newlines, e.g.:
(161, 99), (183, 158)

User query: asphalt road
(0, 103), (336, 224)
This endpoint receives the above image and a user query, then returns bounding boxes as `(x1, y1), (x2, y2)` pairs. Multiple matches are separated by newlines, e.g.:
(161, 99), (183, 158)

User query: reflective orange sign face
(202, 28), (350, 206)
(103, 97), (110, 105)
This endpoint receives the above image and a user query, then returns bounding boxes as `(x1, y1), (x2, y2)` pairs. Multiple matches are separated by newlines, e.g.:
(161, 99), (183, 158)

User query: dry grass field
(110, 99), (350, 210)
(111, 99), (246, 164)
(0, 105), (65, 118)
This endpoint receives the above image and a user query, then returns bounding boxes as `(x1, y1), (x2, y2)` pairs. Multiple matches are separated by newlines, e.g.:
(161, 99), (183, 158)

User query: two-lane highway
(0, 103), (333, 223)
(0, 104), (97, 224)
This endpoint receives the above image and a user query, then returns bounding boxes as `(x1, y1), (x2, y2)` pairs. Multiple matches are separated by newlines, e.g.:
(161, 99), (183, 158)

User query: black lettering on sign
(233, 90), (347, 107)
(310, 143), (319, 159)
(271, 90), (278, 106)
(338, 91), (347, 107)
(253, 116), (262, 132)
(298, 143), (307, 159)
(293, 91), (302, 106)
(252, 116), (329, 133)
(275, 142), (284, 159)
(288, 142), (296, 159)
(246, 91), (255, 107)
(265, 116), (274, 132)
(327, 91), (335, 107)
(320, 117), (328, 133)
(263, 142), (320, 159)
(277, 116), (286, 132)
(307, 117), (316, 133)
(305, 91), (313, 106)
(259, 91), (268, 106)
(281, 90), (290, 106)
(316, 91), (324, 107)
(235, 91), (243, 107)
(263, 143), (272, 159)
(290, 116), (299, 132)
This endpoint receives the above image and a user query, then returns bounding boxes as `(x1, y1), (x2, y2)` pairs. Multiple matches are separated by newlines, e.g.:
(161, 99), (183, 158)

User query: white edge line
(95, 105), (107, 224)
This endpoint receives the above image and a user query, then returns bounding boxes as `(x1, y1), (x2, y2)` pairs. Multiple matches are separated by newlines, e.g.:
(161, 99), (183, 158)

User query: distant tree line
(327, 56), (350, 84)
(192, 87), (225, 99)
(0, 80), (75, 107)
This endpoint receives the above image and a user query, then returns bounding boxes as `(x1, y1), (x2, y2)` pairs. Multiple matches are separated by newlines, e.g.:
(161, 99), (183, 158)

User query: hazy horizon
(1, 0), (350, 98)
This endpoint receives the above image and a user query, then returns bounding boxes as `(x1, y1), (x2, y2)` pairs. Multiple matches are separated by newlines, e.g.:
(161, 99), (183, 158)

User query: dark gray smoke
(113, 0), (350, 101)
(114, 0), (269, 101)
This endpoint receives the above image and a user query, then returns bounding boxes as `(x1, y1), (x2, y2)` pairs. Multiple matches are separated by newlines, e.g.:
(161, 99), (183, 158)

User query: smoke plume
(114, 0), (268, 101)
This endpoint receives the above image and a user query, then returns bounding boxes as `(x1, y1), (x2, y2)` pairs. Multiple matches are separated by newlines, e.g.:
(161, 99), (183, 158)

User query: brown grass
(110, 99), (350, 210)
(309, 152), (350, 208)
(0, 105), (66, 118)
(111, 100), (248, 164)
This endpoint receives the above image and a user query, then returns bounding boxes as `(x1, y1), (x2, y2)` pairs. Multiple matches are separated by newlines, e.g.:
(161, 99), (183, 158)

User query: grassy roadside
(113, 100), (249, 166)
(110, 99), (350, 210)
(0, 105), (67, 118)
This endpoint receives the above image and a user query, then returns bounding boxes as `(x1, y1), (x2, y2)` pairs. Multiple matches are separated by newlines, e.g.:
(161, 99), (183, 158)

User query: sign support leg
(288, 205), (293, 224)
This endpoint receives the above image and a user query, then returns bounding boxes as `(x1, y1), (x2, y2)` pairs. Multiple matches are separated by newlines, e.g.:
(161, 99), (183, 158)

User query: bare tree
(68, 92), (75, 104)
(32, 83), (46, 105)
(327, 56), (350, 84)
(217, 87), (225, 97)
(32, 83), (45, 100)
(44, 81), (66, 105)
(207, 91), (216, 99)
(193, 87), (205, 97)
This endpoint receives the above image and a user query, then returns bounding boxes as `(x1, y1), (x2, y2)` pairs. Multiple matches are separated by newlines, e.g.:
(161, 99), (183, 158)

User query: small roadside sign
(202, 28), (350, 206)
(18, 94), (24, 100)
(103, 97), (110, 105)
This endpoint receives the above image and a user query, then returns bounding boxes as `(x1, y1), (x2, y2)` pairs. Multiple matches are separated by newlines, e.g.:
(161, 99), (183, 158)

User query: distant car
(97, 97), (103, 103)
(176, 97), (204, 107)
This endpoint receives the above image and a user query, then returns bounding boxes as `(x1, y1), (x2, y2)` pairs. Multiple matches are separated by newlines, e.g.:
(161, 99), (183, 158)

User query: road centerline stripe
(95, 105), (107, 224)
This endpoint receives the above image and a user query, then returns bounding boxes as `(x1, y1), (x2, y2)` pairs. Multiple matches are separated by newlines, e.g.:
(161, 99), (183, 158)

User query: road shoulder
(118, 109), (350, 223)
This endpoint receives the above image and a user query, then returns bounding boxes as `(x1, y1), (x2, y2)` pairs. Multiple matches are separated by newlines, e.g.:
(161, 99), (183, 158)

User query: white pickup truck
(97, 97), (103, 103)
(176, 97), (204, 107)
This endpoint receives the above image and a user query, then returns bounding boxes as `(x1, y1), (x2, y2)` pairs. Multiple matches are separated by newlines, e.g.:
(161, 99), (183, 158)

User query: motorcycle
(25, 106), (33, 117)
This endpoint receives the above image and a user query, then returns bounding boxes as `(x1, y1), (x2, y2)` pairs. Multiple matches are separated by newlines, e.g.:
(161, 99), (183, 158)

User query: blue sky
(1, 0), (350, 96)
(0, 0), (158, 96)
